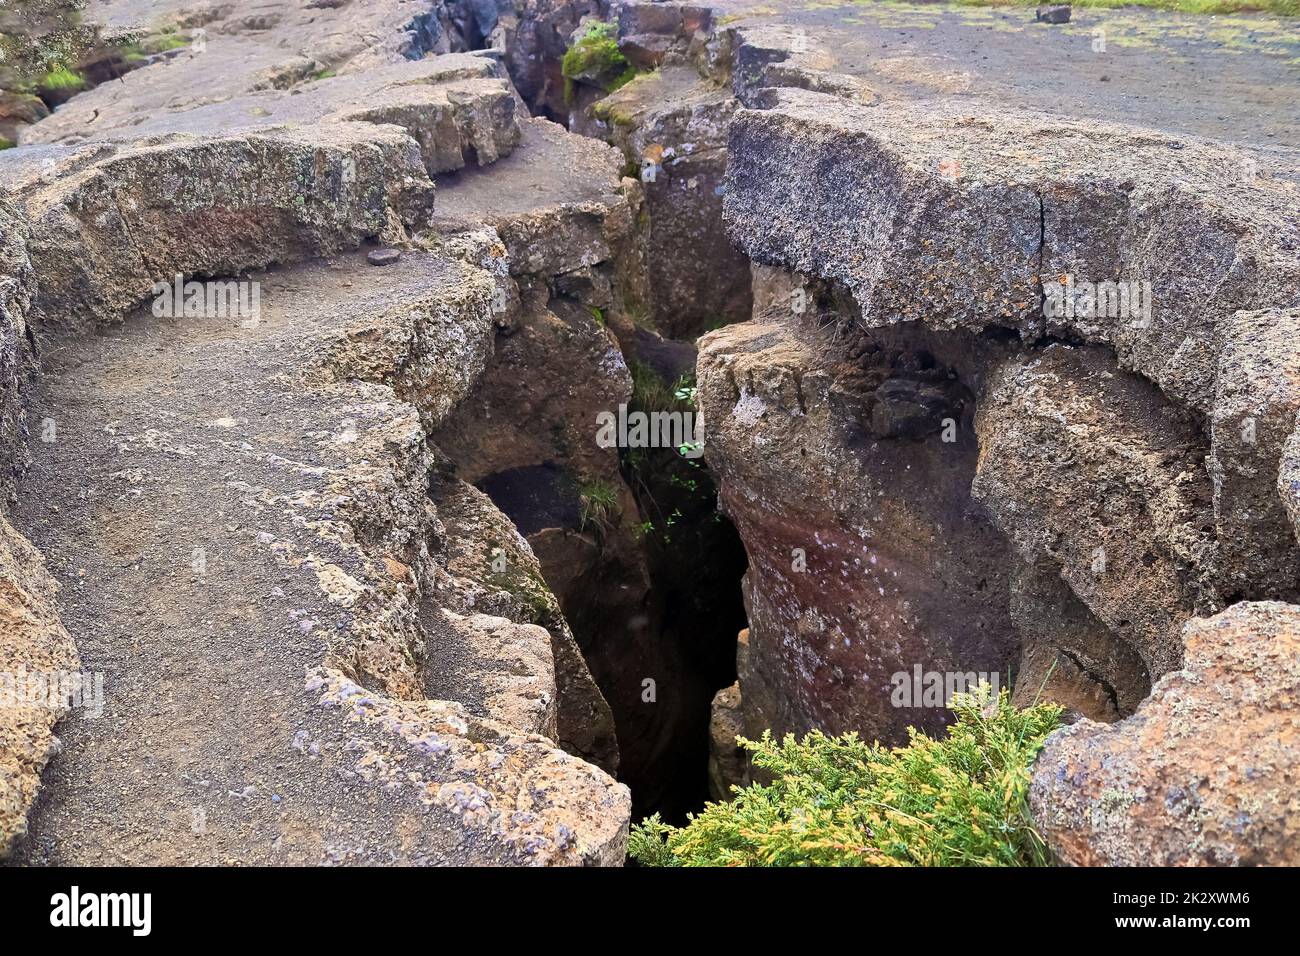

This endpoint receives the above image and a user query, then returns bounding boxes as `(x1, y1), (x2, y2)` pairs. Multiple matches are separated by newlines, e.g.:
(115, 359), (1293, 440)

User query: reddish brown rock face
(699, 305), (1019, 745)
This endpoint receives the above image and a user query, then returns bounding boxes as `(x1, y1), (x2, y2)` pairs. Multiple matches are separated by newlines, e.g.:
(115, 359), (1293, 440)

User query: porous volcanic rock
(724, 88), (1300, 414)
(1, 123), (434, 331)
(973, 343), (1220, 683)
(696, 271), (1019, 744)
(0, 514), (80, 858)
(590, 64), (751, 337)
(1030, 601), (1300, 866)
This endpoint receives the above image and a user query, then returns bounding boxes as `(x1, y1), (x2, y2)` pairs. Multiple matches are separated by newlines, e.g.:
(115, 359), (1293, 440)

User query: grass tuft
(38, 64), (86, 91)
(578, 480), (620, 532)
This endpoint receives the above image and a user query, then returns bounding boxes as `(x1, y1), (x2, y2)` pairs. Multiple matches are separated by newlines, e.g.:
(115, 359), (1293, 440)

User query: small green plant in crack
(578, 479), (620, 533)
(629, 688), (1063, 867)
(629, 360), (694, 416)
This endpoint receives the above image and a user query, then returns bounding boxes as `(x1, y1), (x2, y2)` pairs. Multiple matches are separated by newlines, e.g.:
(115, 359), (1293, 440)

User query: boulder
(1031, 601), (1300, 866)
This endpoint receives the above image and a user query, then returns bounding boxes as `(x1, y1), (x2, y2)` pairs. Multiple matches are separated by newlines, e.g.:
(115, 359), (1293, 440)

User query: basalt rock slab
(973, 344), (1220, 683)
(432, 116), (641, 282)
(34, 55), (522, 177)
(723, 88), (1300, 414)
(1030, 601), (1300, 866)
(1209, 307), (1300, 601)
(25, 0), (456, 144)
(0, 197), (33, 481)
(0, 122), (434, 332)
(0, 513), (80, 858)
(8, 247), (630, 865)
(429, 473), (620, 774)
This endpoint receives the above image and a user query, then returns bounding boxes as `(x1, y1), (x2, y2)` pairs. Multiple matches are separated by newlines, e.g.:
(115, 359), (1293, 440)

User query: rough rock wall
(578, 5), (752, 337)
(690, 14), (1300, 862)
(424, 110), (733, 815)
(697, 273), (1019, 743)
(1031, 602), (1300, 866)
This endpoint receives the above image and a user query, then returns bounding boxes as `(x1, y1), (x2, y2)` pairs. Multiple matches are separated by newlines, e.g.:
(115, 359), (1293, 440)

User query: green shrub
(629, 688), (1062, 867)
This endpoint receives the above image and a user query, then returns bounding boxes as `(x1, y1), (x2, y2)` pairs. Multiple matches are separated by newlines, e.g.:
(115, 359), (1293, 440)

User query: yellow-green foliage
(39, 63), (85, 90)
(629, 689), (1063, 867)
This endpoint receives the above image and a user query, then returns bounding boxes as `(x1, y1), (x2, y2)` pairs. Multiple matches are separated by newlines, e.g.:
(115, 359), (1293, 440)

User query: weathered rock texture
(590, 64), (751, 337)
(724, 89), (1300, 415)
(698, 272), (1020, 743)
(25, 54), (523, 177)
(698, 21), (1300, 864)
(1031, 602), (1300, 866)
(974, 344), (1218, 684)
(426, 110), (732, 816)
(1, 124), (432, 331)
(0, 514), (80, 857)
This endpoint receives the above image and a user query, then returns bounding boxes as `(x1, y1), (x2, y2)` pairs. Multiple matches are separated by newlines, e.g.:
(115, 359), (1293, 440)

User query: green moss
(629, 688), (1063, 867)
(562, 21), (640, 102)
(0, 137), (15, 151)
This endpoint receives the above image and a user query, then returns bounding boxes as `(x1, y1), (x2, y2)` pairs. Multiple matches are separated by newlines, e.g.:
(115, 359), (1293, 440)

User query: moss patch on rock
(562, 22), (638, 103)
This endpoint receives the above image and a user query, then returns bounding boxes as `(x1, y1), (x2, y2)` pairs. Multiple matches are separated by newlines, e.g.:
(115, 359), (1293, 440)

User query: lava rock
(1031, 601), (1300, 866)
(367, 248), (402, 266)
(1036, 4), (1072, 23)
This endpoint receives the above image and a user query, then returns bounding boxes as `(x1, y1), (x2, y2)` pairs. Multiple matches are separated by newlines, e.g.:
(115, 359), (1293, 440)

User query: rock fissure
(1, 0), (1298, 868)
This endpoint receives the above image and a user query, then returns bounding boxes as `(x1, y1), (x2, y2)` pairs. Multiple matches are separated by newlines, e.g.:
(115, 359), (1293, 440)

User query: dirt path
(9, 252), (539, 864)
